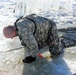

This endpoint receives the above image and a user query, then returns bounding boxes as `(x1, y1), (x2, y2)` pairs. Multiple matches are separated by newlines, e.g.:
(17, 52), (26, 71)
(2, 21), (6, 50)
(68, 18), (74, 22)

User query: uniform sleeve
(17, 22), (39, 56)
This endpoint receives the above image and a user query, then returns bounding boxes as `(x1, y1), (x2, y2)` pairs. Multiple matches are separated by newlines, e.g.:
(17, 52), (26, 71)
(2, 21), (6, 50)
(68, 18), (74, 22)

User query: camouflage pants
(45, 21), (62, 54)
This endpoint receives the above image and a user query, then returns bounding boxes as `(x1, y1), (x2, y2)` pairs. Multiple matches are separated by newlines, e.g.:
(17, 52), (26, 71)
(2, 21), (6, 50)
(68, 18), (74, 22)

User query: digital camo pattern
(15, 14), (62, 56)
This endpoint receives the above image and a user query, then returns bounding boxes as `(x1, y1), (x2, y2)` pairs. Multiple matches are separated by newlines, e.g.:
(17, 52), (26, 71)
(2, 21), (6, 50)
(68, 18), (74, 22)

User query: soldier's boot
(22, 55), (36, 63)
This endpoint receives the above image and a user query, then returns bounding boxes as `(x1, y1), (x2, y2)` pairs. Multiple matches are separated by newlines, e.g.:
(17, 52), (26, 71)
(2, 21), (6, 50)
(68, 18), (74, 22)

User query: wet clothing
(14, 14), (62, 57)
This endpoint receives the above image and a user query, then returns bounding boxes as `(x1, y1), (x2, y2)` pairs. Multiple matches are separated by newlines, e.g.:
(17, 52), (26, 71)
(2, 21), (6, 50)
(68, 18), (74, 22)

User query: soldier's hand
(22, 55), (36, 63)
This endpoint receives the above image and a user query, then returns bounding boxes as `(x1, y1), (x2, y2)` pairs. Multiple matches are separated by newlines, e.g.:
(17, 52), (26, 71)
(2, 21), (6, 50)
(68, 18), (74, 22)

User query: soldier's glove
(22, 55), (36, 63)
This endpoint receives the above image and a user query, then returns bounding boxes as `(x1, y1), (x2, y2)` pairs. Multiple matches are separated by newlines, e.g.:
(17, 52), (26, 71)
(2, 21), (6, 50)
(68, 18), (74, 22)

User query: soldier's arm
(17, 22), (39, 57)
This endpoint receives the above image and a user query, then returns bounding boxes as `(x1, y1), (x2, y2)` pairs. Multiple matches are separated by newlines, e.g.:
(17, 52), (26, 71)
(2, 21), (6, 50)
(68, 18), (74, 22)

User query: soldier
(3, 14), (63, 63)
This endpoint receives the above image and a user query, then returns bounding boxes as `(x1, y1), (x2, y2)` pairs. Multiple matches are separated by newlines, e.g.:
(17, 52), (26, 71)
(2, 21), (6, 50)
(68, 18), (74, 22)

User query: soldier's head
(3, 26), (17, 39)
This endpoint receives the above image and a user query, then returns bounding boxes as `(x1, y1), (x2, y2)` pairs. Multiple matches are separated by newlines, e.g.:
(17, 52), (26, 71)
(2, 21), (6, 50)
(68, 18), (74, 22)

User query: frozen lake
(0, 0), (76, 75)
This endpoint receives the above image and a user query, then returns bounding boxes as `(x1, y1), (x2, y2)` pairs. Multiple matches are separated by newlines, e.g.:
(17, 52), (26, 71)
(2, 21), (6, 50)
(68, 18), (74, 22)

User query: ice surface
(0, 0), (76, 75)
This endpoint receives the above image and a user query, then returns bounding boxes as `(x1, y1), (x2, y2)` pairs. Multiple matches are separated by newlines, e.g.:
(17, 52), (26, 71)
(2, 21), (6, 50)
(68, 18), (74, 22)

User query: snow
(0, 0), (76, 75)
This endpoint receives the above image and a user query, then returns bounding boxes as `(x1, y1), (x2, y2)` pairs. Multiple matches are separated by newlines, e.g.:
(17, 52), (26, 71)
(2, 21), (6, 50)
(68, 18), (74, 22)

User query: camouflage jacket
(14, 14), (61, 56)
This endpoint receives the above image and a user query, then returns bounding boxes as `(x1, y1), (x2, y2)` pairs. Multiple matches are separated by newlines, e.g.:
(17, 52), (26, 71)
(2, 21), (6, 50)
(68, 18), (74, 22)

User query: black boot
(22, 55), (36, 63)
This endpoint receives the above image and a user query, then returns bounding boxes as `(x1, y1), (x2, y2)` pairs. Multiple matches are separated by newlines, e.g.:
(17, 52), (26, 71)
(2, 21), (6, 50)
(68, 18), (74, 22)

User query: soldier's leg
(46, 21), (63, 55)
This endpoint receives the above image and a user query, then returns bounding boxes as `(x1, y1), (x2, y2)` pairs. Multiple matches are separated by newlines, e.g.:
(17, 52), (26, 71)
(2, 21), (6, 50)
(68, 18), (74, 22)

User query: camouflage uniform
(14, 14), (62, 57)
